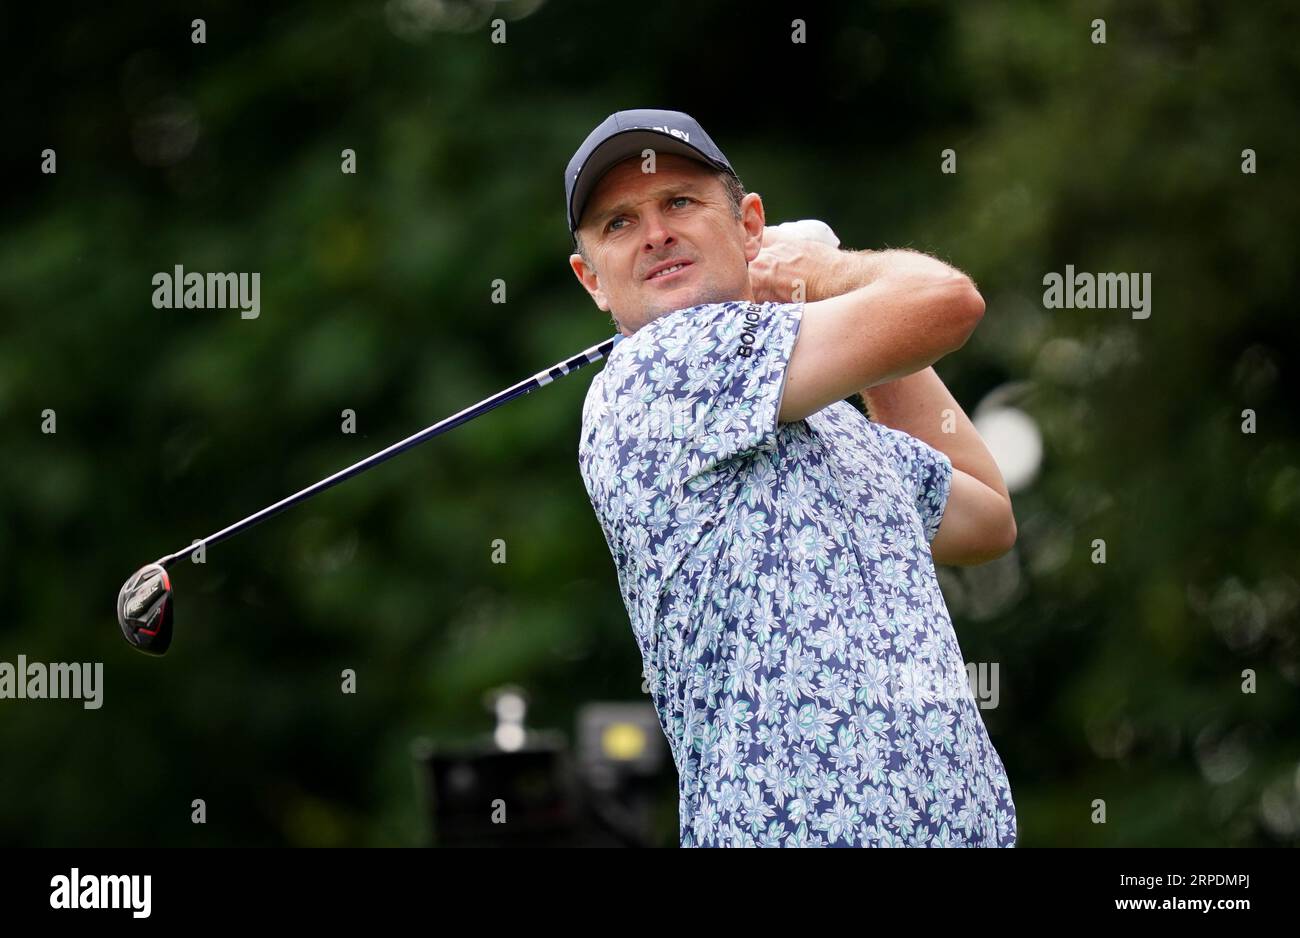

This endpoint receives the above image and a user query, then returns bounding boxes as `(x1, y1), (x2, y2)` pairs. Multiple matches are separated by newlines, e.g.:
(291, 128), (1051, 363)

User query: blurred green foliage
(1, 0), (1297, 846)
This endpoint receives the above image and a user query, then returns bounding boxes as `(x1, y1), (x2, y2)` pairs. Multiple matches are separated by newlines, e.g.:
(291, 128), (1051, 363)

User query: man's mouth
(645, 260), (693, 282)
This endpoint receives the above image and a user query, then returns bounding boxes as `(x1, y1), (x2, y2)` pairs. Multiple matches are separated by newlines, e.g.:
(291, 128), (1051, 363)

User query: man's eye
(670, 196), (691, 208)
(607, 217), (627, 232)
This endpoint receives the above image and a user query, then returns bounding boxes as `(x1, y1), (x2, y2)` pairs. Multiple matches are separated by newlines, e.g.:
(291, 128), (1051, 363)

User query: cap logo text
(651, 125), (690, 143)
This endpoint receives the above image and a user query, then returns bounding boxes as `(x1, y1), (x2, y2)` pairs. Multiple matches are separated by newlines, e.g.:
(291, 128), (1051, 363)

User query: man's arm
(861, 369), (1016, 566)
(773, 247), (985, 423)
(754, 233), (1016, 565)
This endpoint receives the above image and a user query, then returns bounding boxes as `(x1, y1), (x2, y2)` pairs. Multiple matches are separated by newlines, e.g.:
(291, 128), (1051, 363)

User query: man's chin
(644, 285), (743, 318)
(615, 282), (749, 332)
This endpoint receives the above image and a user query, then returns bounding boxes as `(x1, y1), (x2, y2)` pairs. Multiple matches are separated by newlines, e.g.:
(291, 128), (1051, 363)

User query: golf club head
(117, 563), (174, 656)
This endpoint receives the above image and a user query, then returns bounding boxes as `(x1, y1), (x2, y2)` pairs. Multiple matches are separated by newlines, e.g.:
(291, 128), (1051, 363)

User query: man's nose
(641, 208), (675, 250)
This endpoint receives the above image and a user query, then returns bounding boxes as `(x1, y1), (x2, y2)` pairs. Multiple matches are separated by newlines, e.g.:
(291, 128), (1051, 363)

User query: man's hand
(748, 223), (845, 304)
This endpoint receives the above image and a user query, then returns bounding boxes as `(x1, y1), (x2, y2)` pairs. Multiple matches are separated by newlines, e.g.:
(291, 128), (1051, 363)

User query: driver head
(117, 563), (174, 655)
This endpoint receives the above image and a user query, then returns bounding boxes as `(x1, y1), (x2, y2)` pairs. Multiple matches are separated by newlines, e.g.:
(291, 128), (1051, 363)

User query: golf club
(117, 219), (841, 656)
(116, 333), (622, 656)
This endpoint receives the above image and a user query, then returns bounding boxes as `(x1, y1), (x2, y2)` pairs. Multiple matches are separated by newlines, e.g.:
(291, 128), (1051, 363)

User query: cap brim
(569, 130), (732, 236)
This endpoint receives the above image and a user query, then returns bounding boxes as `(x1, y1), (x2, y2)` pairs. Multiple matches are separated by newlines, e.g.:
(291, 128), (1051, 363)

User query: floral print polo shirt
(578, 300), (1016, 847)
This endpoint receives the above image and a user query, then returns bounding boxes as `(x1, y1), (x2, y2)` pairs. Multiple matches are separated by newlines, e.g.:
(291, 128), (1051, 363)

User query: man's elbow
(937, 501), (1017, 567)
(991, 504), (1017, 557)
(974, 503), (1017, 564)
(943, 277), (985, 351)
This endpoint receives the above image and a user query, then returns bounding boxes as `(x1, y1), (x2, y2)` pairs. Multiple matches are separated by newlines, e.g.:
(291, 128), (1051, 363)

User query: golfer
(568, 109), (1017, 847)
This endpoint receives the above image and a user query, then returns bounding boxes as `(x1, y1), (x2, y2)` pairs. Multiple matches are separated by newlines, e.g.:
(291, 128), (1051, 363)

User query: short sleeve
(615, 301), (803, 489)
(874, 423), (953, 543)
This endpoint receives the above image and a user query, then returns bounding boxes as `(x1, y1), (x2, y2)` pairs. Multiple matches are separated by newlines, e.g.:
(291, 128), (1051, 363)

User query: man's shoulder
(608, 301), (800, 375)
(628, 299), (785, 343)
(579, 303), (727, 422)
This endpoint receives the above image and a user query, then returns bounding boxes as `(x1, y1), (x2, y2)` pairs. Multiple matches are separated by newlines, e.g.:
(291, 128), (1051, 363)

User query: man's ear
(739, 192), (766, 263)
(569, 251), (610, 312)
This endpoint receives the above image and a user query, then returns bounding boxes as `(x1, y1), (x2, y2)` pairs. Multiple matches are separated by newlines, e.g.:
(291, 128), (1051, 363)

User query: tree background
(1, 0), (1297, 846)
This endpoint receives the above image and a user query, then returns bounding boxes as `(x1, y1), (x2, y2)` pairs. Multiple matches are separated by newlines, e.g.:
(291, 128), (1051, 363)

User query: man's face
(569, 153), (765, 335)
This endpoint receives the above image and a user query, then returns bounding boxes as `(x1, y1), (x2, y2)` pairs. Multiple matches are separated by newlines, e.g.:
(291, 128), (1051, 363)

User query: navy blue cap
(565, 109), (737, 241)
